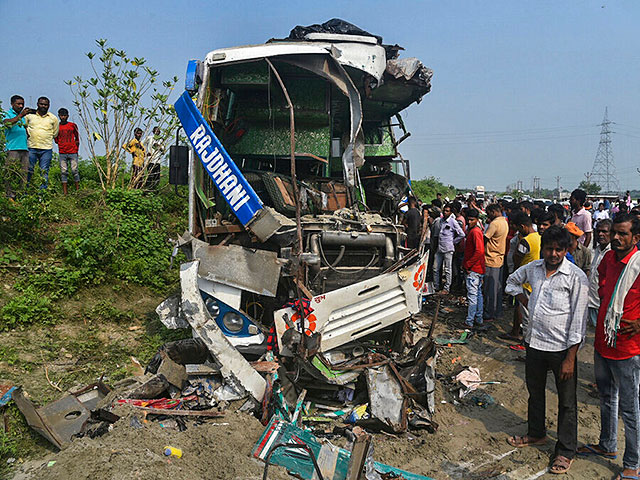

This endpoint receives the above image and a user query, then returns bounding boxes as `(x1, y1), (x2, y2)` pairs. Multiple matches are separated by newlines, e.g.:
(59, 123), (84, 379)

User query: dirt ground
(6, 296), (627, 480)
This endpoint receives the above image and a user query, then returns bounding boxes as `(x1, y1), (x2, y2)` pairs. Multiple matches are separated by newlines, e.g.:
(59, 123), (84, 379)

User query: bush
(0, 287), (57, 331)
(0, 188), (52, 244)
(105, 187), (162, 216)
(58, 188), (174, 290)
(15, 266), (84, 299)
(0, 429), (17, 458)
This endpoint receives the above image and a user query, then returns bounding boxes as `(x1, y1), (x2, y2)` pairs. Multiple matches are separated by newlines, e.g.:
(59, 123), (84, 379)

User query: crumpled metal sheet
(386, 58), (433, 90)
(191, 239), (282, 297)
(180, 260), (266, 402)
(12, 383), (111, 449)
(365, 365), (407, 433)
(156, 294), (189, 329)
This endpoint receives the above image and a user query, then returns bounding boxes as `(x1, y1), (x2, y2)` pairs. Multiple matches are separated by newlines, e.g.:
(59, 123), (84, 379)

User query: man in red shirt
(55, 108), (80, 194)
(463, 209), (485, 328)
(577, 213), (640, 480)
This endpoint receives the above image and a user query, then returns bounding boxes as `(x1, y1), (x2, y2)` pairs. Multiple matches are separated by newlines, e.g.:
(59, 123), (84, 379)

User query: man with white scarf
(577, 213), (640, 480)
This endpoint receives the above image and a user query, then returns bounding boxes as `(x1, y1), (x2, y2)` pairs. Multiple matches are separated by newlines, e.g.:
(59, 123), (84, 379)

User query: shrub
(90, 301), (135, 323)
(58, 188), (174, 290)
(15, 266), (84, 299)
(0, 188), (52, 244)
(0, 287), (57, 331)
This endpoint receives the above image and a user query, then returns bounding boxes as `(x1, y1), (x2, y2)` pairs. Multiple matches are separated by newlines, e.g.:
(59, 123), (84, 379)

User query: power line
(409, 132), (595, 147)
(412, 124), (596, 138)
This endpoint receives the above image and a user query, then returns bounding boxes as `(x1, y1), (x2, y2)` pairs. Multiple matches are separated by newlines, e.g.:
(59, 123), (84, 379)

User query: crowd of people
(403, 188), (640, 477)
(2, 94), (166, 199)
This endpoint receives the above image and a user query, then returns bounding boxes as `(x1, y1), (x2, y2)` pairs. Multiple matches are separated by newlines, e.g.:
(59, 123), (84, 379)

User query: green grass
(0, 166), (190, 474)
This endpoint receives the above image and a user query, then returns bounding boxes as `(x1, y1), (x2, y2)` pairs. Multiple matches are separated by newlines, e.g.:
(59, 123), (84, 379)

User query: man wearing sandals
(505, 226), (588, 474)
(577, 213), (640, 480)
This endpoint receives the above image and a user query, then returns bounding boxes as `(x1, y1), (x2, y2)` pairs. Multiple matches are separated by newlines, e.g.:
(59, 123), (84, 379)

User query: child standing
(123, 128), (145, 188)
(55, 108), (80, 194)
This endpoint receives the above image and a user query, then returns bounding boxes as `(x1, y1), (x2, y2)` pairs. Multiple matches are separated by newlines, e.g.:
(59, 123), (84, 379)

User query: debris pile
(6, 19), (444, 480)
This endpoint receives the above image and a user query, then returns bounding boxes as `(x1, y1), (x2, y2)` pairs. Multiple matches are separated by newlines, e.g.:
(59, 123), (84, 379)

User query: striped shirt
(505, 258), (588, 352)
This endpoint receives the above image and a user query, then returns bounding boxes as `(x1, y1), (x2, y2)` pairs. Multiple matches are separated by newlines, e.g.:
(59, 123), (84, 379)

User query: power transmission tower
(590, 107), (619, 193)
(555, 176), (561, 200)
(532, 177), (540, 197)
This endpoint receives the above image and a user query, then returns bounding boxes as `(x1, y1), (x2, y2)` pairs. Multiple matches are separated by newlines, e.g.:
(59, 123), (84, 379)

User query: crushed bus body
(158, 19), (433, 390)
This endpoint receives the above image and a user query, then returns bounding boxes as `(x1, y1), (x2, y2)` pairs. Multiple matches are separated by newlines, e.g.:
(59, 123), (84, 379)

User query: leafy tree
(67, 39), (179, 189)
(411, 176), (457, 203)
(578, 180), (602, 195)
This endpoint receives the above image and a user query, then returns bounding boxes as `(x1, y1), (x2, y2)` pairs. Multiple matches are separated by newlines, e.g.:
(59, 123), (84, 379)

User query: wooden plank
(346, 429), (371, 480)
(274, 176), (295, 206)
(135, 406), (225, 417)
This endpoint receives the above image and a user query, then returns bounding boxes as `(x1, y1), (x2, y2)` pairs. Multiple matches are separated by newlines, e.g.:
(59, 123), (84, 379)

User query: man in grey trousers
(484, 203), (508, 322)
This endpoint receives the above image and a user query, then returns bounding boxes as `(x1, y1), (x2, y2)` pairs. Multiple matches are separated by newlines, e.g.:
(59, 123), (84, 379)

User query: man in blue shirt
(434, 203), (466, 294)
(2, 95), (31, 200)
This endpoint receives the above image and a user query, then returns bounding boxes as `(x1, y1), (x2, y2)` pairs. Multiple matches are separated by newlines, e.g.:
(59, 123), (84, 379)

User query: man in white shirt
(143, 126), (166, 189)
(588, 219), (612, 326)
(593, 202), (610, 227)
(505, 225), (589, 475)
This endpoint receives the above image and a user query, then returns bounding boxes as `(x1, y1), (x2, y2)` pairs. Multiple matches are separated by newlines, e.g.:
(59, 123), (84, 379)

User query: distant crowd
(2, 95), (166, 200)
(403, 188), (640, 477)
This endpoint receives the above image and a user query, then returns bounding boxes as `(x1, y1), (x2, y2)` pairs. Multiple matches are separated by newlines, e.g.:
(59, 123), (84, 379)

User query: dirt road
(9, 298), (626, 480)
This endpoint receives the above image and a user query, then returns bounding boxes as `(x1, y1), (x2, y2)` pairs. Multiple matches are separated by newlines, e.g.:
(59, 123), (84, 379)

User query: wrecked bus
(159, 20), (433, 387)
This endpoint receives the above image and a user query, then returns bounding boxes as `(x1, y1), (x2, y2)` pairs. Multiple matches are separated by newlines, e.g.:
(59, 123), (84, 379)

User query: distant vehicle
(476, 185), (485, 201)
(534, 198), (553, 207)
(501, 195), (514, 202)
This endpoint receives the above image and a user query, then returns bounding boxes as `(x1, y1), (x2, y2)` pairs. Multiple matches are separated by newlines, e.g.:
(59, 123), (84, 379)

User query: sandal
(507, 435), (547, 448)
(550, 455), (573, 474)
(576, 443), (617, 459)
(614, 473), (640, 480)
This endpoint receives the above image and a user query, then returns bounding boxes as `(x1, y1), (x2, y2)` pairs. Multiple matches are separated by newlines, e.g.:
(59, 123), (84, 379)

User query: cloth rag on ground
(455, 367), (481, 398)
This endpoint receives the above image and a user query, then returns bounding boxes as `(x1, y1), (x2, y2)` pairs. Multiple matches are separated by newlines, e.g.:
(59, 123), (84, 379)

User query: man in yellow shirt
(123, 128), (145, 188)
(508, 211), (541, 339)
(25, 97), (59, 189)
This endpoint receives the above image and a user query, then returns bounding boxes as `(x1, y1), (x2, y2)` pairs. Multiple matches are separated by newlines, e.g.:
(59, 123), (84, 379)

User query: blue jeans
(588, 307), (598, 328)
(465, 271), (484, 326)
(594, 350), (640, 469)
(434, 251), (453, 291)
(27, 148), (53, 189)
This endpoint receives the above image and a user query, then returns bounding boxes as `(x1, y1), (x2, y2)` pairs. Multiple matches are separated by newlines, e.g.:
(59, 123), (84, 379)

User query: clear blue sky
(2, 0), (640, 192)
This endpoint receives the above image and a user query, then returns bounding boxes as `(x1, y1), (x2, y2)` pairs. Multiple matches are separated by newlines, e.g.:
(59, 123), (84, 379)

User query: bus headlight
(222, 312), (244, 333)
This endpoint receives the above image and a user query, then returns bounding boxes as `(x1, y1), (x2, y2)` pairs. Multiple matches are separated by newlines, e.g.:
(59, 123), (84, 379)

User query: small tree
(578, 180), (602, 195)
(67, 39), (179, 189)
